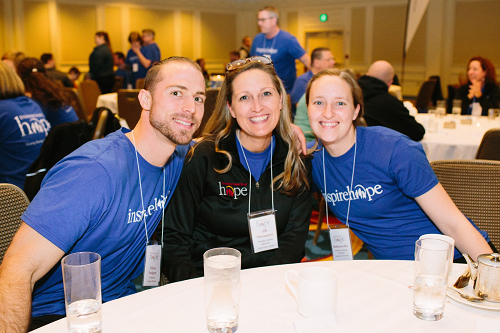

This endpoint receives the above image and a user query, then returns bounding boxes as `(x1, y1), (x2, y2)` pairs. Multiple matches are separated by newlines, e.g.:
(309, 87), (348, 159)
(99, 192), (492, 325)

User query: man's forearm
(0, 265), (33, 333)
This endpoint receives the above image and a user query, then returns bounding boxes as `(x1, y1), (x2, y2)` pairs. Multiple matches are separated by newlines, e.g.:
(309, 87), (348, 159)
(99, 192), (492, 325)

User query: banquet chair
(112, 76), (124, 93)
(475, 129), (500, 161)
(135, 78), (145, 89)
(415, 79), (437, 112)
(0, 184), (30, 264)
(430, 160), (500, 250)
(78, 80), (102, 120)
(194, 88), (219, 138)
(117, 89), (142, 129)
(63, 87), (87, 121)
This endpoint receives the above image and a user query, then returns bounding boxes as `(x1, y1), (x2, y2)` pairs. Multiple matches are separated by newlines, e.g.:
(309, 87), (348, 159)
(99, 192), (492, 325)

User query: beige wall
(2, 0), (499, 97)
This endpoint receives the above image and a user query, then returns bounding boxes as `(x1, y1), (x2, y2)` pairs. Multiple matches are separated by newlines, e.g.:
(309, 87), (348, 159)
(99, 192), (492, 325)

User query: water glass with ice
(62, 252), (102, 333)
(413, 239), (452, 321)
(204, 247), (241, 333)
(436, 100), (447, 117)
(452, 99), (462, 116)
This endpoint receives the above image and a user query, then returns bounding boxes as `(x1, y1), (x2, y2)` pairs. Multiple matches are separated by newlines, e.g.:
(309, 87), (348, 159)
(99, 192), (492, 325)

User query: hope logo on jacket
(218, 182), (248, 199)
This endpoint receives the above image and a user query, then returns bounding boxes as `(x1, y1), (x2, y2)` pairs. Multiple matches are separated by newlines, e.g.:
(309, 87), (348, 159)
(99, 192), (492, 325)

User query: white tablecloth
(33, 261), (499, 333)
(416, 114), (500, 161)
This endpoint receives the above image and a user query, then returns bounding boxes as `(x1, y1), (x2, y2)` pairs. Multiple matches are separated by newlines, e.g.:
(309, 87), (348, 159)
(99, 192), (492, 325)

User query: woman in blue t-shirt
(17, 57), (78, 127)
(163, 57), (312, 282)
(305, 68), (494, 261)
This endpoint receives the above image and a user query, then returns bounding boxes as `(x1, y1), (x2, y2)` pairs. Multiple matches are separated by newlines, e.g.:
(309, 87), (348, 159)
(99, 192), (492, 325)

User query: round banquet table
(415, 114), (500, 162)
(33, 260), (499, 333)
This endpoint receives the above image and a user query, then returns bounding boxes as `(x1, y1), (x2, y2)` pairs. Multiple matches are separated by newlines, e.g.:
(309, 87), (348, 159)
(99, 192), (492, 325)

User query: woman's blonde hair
(199, 61), (309, 195)
(0, 61), (25, 100)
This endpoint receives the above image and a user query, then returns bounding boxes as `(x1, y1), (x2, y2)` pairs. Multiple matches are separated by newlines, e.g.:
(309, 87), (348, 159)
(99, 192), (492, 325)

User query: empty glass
(452, 100), (462, 116)
(436, 100), (446, 117)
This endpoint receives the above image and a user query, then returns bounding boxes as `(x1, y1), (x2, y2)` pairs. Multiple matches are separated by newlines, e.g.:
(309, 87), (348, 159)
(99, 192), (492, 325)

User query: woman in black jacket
(88, 31), (114, 94)
(163, 57), (312, 282)
(456, 56), (500, 115)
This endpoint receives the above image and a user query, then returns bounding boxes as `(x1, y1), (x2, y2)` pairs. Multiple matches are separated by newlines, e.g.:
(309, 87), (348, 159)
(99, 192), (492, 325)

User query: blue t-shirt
(250, 30), (306, 93)
(308, 126), (489, 260)
(236, 134), (275, 181)
(125, 49), (140, 86)
(290, 70), (313, 105)
(0, 96), (50, 188)
(137, 43), (161, 80)
(39, 103), (79, 128)
(23, 128), (188, 317)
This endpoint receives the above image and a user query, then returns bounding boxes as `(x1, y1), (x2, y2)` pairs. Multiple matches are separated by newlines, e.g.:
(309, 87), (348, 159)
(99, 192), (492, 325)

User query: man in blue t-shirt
(290, 47), (335, 106)
(250, 6), (310, 93)
(0, 57), (206, 332)
(130, 29), (161, 84)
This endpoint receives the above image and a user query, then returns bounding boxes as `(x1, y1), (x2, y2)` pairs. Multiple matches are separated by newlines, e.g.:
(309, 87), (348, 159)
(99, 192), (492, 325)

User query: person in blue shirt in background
(250, 6), (310, 94)
(129, 29), (161, 87)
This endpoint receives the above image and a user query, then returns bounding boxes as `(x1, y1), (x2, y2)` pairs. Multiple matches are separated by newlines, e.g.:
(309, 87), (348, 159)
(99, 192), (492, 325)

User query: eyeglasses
(226, 56), (273, 72)
(257, 17), (272, 23)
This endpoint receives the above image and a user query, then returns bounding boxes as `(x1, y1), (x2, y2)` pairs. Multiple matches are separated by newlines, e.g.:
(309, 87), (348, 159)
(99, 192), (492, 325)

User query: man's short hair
(311, 47), (330, 67)
(114, 52), (125, 60)
(40, 53), (53, 64)
(259, 6), (279, 23)
(142, 29), (155, 39)
(144, 57), (201, 95)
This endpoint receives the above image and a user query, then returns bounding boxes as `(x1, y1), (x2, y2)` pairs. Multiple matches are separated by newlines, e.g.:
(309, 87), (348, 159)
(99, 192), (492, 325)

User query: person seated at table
(0, 61), (50, 189)
(17, 57), (78, 127)
(40, 53), (73, 88)
(163, 57), (312, 283)
(358, 60), (425, 141)
(114, 51), (132, 89)
(2, 50), (25, 71)
(305, 68), (494, 262)
(456, 56), (500, 116)
(68, 66), (81, 88)
(0, 57), (205, 331)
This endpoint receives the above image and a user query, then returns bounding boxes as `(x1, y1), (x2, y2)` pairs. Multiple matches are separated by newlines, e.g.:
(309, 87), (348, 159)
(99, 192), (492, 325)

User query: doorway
(305, 31), (344, 68)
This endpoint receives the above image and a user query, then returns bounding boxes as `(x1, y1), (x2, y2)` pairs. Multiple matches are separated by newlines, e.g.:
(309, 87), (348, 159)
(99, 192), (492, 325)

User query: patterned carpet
(302, 209), (367, 262)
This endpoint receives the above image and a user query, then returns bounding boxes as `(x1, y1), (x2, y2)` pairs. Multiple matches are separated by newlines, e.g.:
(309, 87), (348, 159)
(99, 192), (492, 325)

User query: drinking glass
(62, 252), (102, 333)
(204, 248), (241, 333)
(427, 109), (438, 133)
(413, 239), (452, 321)
(452, 100), (462, 116)
(436, 100), (446, 117)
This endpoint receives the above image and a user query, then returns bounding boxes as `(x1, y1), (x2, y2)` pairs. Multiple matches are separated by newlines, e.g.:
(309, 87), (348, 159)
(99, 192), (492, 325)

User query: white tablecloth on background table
(33, 260), (499, 333)
(416, 114), (500, 161)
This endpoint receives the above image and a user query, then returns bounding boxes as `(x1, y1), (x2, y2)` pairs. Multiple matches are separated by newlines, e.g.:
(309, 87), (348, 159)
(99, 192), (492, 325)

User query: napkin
(294, 313), (336, 332)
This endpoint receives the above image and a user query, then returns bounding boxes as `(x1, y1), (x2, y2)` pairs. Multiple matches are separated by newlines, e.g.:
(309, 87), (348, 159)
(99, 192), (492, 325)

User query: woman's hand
(467, 79), (483, 100)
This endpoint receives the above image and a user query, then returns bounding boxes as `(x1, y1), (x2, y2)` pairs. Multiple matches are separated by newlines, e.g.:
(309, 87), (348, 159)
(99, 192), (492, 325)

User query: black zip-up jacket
(358, 75), (425, 141)
(162, 128), (312, 283)
(456, 82), (500, 116)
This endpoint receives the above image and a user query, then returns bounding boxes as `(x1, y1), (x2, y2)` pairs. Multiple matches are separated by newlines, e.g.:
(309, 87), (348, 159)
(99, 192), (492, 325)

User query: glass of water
(62, 252), (102, 333)
(452, 99), (462, 116)
(204, 248), (241, 333)
(436, 100), (447, 117)
(413, 239), (452, 321)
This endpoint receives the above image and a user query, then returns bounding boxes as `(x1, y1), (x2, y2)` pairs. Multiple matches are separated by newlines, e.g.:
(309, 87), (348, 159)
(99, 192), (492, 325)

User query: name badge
(329, 226), (353, 261)
(132, 63), (139, 73)
(248, 210), (278, 253)
(143, 241), (162, 286)
(471, 102), (482, 116)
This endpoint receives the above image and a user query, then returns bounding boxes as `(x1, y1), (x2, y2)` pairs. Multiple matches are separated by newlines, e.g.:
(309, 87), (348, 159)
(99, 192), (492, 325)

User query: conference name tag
(329, 227), (353, 261)
(248, 210), (278, 253)
(143, 242), (162, 287)
(132, 63), (139, 73)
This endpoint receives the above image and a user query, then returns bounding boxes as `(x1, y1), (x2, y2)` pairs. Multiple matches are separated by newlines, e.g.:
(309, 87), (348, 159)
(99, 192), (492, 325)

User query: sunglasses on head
(226, 56), (273, 72)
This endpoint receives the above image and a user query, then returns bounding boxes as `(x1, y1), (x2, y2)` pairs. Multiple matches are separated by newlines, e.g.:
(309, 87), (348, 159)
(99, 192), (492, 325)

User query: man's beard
(149, 107), (199, 145)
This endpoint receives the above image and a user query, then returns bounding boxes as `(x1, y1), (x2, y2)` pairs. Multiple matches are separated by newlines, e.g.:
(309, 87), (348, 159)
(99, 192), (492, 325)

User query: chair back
(112, 76), (124, 93)
(92, 108), (110, 140)
(135, 78), (145, 89)
(415, 79), (437, 112)
(63, 87), (87, 121)
(195, 88), (219, 138)
(430, 159), (500, 250)
(78, 80), (102, 120)
(0, 184), (30, 263)
(117, 89), (142, 129)
(476, 129), (500, 160)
